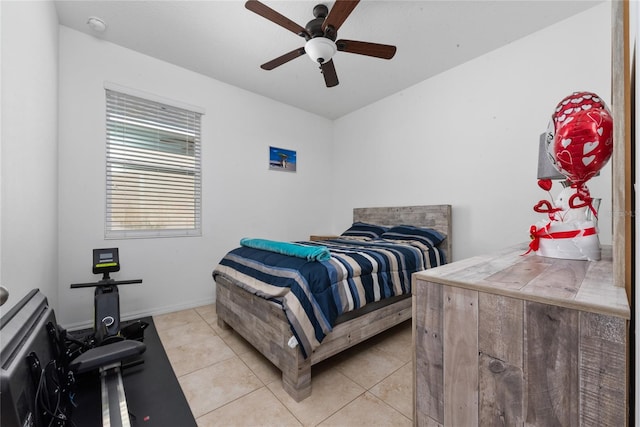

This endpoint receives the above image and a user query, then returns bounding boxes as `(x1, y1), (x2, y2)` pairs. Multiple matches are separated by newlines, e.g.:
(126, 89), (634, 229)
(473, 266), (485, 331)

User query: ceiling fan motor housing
(306, 4), (336, 40)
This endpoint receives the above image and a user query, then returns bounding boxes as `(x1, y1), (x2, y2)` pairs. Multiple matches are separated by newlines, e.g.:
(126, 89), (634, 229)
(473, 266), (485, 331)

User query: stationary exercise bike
(67, 248), (147, 427)
(70, 248), (147, 347)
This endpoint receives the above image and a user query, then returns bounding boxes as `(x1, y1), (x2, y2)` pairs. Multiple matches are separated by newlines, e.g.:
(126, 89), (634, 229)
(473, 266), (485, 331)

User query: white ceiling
(54, 0), (602, 119)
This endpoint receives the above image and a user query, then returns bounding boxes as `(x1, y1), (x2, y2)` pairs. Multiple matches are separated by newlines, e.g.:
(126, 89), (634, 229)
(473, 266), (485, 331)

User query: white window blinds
(105, 89), (202, 238)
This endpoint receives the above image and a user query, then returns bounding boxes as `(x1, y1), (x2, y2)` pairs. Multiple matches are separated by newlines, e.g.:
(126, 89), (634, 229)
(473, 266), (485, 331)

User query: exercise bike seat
(69, 340), (146, 374)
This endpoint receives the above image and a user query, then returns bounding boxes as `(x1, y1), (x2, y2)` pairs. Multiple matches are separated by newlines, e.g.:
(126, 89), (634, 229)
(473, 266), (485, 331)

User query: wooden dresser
(412, 243), (630, 426)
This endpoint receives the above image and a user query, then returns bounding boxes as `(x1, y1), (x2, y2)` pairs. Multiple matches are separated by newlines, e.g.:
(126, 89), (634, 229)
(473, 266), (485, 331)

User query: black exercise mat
(70, 317), (197, 427)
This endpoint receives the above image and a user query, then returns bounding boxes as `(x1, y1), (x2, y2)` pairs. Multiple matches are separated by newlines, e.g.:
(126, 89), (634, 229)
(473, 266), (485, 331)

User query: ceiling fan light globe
(305, 37), (337, 64)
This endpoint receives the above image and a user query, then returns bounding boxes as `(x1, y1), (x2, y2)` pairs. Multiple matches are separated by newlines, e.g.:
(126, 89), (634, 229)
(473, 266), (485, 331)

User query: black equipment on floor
(68, 248), (147, 427)
(70, 248), (146, 346)
(0, 289), (74, 427)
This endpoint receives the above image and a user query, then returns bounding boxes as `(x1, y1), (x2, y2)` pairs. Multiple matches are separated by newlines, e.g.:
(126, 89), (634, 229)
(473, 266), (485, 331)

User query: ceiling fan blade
(322, 0), (360, 32)
(245, 0), (310, 38)
(336, 39), (397, 59)
(261, 47), (306, 70)
(320, 60), (339, 87)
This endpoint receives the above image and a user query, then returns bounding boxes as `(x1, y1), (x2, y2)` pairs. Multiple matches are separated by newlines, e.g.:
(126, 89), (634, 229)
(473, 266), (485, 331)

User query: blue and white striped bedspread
(212, 238), (446, 358)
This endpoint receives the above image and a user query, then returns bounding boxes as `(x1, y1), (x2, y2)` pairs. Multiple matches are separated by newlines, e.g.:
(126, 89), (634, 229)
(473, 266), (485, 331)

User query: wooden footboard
(215, 275), (411, 401)
(215, 275), (311, 400)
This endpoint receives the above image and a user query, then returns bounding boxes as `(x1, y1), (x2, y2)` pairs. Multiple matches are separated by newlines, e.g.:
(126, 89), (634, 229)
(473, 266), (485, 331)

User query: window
(105, 89), (202, 238)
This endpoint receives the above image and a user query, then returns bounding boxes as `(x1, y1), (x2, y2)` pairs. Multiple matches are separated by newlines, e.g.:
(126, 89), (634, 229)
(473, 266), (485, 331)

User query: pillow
(341, 222), (388, 239)
(381, 225), (446, 246)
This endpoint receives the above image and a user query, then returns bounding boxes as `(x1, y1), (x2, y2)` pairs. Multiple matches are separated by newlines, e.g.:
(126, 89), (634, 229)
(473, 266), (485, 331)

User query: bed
(212, 204), (452, 401)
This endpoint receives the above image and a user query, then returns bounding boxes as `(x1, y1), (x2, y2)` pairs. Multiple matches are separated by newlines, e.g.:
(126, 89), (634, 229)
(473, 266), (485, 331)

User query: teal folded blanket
(240, 238), (331, 262)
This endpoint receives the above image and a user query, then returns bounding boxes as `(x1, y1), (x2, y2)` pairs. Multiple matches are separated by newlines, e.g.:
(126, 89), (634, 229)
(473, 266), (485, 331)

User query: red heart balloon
(548, 92), (613, 186)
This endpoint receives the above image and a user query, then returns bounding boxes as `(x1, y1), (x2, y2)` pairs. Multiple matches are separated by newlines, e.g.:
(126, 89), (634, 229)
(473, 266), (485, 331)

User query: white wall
(0, 0), (59, 313)
(57, 27), (334, 327)
(332, 3), (613, 262)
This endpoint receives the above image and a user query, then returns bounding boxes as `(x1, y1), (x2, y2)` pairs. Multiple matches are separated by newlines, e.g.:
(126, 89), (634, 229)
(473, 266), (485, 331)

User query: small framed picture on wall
(269, 146), (297, 172)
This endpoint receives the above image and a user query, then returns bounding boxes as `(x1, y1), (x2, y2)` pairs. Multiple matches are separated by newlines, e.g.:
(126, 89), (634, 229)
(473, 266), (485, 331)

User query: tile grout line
(189, 306), (306, 425)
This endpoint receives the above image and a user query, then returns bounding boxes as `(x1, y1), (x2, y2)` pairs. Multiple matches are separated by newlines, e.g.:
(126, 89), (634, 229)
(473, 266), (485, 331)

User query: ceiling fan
(245, 0), (397, 88)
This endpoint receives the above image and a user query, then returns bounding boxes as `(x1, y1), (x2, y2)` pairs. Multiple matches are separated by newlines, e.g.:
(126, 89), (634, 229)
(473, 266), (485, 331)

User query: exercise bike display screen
(93, 248), (120, 274)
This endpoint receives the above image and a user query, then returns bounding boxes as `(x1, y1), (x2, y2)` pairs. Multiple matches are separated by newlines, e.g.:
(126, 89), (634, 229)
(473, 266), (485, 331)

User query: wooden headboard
(353, 205), (452, 262)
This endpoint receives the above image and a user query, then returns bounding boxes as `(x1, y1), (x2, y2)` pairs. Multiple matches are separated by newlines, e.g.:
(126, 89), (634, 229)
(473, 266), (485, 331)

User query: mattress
(213, 237), (445, 357)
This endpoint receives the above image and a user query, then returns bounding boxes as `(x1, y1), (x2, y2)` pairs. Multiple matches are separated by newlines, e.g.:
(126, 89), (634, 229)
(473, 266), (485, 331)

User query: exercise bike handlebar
(70, 279), (143, 289)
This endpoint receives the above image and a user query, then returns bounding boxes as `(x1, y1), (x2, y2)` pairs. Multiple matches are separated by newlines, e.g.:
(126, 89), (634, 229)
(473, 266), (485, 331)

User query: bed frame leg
(217, 316), (231, 330)
(281, 357), (311, 402)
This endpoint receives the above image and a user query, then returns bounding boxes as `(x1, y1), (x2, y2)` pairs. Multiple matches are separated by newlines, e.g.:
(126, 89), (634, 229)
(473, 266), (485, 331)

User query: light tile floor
(153, 304), (413, 427)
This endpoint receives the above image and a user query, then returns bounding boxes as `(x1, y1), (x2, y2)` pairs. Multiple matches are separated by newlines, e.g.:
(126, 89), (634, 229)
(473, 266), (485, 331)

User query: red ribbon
(525, 224), (597, 255)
